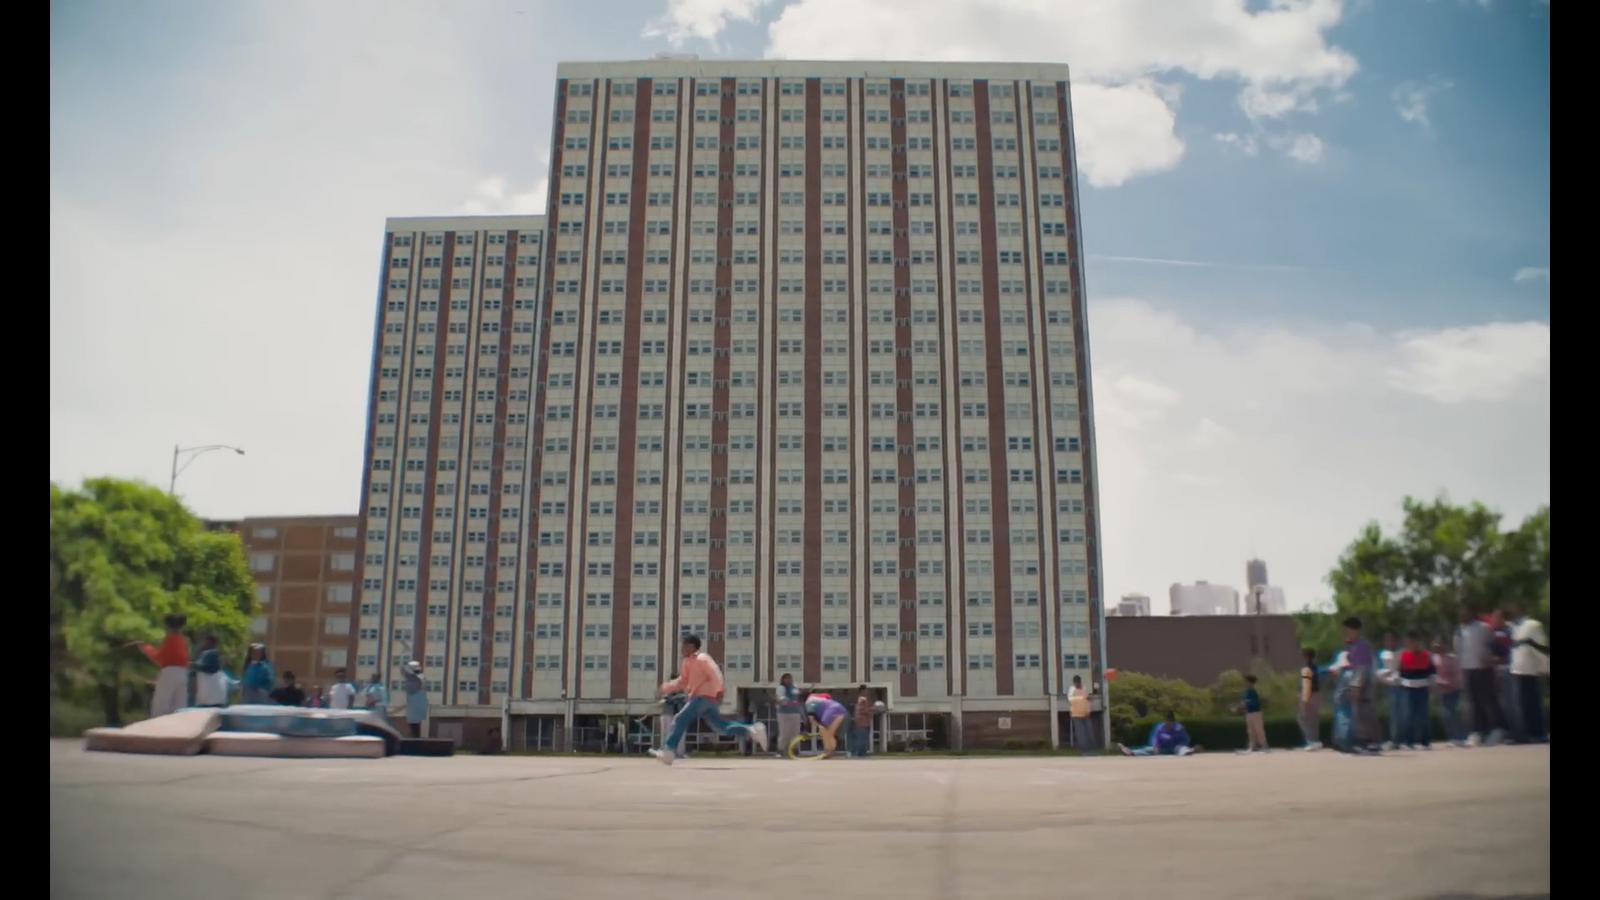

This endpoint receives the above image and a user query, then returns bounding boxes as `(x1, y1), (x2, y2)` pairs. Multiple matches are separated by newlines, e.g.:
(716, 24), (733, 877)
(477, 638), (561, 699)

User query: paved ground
(50, 739), (1548, 900)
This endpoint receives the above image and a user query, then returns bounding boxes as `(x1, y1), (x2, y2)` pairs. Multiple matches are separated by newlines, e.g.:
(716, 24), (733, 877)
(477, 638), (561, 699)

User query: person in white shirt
(1506, 605), (1548, 743)
(1455, 606), (1503, 746)
(1378, 632), (1406, 750)
(326, 668), (358, 711)
(1067, 675), (1095, 751)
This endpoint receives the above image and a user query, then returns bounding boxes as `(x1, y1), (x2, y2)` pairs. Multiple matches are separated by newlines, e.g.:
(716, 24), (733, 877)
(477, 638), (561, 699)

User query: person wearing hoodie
(402, 661), (428, 738)
(241, 644), (275, 705)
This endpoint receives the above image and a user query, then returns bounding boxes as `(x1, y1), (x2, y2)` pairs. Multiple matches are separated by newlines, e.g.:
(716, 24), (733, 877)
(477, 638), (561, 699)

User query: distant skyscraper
(1169, 581), (1239, 616)
(1115, 593), (1150, 617)
(1246, 558), (1268, 591)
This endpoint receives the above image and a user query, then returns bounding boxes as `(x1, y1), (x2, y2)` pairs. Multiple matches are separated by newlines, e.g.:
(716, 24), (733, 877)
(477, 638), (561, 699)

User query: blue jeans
(1439, 691), (1465, 742)
(1332, 701), (1353, 752)
(847, 721), (871, 757)
(661, 695), (753, 752)
(1403, 687), (1431, 747)
(1388, 686), (1408, 744)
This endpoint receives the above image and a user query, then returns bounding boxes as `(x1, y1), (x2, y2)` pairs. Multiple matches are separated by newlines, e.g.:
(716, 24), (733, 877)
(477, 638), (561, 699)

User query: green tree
(50, 478), (258, 726)
(1325, 495), (1550, 641)
(1292, 609), (1345, 662)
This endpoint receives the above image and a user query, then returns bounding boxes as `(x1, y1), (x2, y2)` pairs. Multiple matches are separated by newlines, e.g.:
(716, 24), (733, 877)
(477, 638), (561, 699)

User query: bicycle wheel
(787, 731), (826, 760)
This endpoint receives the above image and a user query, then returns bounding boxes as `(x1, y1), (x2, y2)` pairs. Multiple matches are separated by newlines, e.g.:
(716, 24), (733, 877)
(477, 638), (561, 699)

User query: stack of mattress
(84, 705), (402, 758)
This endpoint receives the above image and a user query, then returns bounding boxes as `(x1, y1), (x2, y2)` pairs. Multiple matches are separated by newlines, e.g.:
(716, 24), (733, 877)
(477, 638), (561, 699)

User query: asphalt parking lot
(49, 739), (1549, 900)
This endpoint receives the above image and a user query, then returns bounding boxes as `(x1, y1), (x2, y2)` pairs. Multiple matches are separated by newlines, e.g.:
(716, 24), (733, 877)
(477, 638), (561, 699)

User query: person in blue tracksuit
(1119, 713), (1193, 756)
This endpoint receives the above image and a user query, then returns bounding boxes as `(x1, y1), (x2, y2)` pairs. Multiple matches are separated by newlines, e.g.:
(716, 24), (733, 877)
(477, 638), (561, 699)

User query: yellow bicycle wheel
(787, 731), (828, 760)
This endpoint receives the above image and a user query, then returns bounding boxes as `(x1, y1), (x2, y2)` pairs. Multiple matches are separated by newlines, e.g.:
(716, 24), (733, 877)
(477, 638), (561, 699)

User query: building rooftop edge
(555, 59), (1072, 80)
(386, 214), (546, 232)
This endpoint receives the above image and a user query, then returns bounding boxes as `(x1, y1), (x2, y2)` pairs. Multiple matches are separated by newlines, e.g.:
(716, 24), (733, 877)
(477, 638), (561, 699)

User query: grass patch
(51, 700), (147, 737)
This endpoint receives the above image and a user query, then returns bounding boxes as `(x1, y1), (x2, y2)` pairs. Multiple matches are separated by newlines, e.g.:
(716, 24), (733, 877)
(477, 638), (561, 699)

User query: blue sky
(50, 0), (1549, 613)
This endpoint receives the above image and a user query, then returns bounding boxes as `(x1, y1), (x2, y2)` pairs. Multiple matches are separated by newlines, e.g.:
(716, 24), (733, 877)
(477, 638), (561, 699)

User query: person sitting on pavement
(1118, 712), (1195, 756)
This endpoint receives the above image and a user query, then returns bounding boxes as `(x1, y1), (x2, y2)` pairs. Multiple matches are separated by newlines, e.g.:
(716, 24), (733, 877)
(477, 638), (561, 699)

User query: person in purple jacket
(1118, 712), (1194, 756)
(1343, 616), (1382, 754)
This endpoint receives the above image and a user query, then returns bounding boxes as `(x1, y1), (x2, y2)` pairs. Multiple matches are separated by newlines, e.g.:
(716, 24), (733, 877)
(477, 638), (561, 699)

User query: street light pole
(170, 444), (246, 495)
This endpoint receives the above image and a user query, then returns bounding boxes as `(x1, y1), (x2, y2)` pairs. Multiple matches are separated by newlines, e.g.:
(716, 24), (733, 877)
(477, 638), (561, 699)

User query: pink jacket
(662, 652), (724, 700)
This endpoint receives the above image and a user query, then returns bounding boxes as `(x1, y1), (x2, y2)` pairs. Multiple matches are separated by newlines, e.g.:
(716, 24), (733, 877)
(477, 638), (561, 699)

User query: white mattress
(203, 732), (385, 759)
(83, 708), (222, 756)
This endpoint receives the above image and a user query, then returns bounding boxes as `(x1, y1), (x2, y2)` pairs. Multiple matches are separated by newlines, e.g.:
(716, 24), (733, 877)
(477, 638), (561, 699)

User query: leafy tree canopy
(50, 478), (257, 724)
(1323, 495), (1549, 643)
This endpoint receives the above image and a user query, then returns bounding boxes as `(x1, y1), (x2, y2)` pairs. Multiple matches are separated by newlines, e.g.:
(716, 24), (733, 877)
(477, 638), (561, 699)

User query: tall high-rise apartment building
(359, 60), (1104, 747)
(356, 214), (546, 708)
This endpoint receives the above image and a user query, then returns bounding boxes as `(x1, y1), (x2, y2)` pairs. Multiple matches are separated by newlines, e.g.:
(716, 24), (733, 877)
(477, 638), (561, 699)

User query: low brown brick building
(1106, 614), (1301, 686)
(221, 515), (362, 693)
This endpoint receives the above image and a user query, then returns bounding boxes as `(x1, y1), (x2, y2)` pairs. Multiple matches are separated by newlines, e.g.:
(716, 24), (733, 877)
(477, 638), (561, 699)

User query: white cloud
(1069, 81), (1186, 187)
(1215, 132), (1261, 156)
(1273, 131), (1326, 164)
(1392, 78), (1453, 128)
(1514, 267), (1550, 282)
(735, 0), (1362, 186)
(645, 0), (776, 47)
(455, 173), (549, 217)
(50, 3), (564, 519)
(1385, 322), (1551, 404)
(1089, 299), (1548, 613)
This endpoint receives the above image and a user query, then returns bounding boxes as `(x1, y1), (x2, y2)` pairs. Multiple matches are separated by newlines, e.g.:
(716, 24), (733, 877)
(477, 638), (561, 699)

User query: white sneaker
(748, 723), (769, 753)
(1486, 729), (1505, 746)
(1304, 742), (1324, 752)
(1381, 741), (1398, 752)
(1465, 733), (1481, 748)
(649, 748), (675, 766)
(1117, 743), (1133, 756)
(1177, 746), (1195, 757)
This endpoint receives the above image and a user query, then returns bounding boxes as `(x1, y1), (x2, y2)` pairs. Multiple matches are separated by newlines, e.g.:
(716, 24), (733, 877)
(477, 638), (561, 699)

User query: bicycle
(786, 728), (836, 760)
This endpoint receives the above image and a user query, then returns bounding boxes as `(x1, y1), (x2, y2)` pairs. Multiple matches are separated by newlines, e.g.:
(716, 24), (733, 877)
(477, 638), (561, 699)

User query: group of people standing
(1324, 605), (1548, 754)
(130, 614), (421, 731)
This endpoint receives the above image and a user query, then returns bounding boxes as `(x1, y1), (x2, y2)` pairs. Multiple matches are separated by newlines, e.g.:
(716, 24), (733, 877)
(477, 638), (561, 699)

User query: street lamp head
(234, 448), (246, 455)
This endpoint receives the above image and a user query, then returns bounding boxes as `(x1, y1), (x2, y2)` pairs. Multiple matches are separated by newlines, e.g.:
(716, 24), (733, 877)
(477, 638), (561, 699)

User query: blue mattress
(218, 705), (402, 753)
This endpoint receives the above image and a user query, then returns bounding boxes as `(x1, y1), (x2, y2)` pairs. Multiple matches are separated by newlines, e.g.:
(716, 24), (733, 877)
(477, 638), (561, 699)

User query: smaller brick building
(209, 515), (362, 692)
(1106, 614), (1302, 686)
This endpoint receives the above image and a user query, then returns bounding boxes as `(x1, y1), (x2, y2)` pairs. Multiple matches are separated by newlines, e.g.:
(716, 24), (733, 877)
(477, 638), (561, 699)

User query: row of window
(390, 234), (536, 248)
(568, 79), (1058, 100)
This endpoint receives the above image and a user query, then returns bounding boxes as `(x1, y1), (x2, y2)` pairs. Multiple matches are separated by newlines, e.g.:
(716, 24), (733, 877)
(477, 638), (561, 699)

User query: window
(249, 553), (275, 572)
(251, 527), (278, 539)
(255, 585), (272, 605)
(326, 585), (352, 603)
(330, 552), (355, 571)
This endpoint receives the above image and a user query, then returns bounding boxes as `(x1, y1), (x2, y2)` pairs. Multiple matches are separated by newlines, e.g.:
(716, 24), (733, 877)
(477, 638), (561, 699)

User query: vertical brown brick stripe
(1059, 83), (1101, 679)
(353, 233), (394, 679)
(608, 79), (654, 697)
(889, 79), (918, 699)
(706, 77), (737, 656)
(665, 82), (690, 674)
(972, 82), (1016, 696)
(568, 85), (615, 695)
(524, 81), (574, 698)
(1025, 86), (1061, 697)
(754, 78), (770, 684)
(411, 233), (455, 678)
(801, 78), (823, 684)
(479, 233), (520, 705)
(941, 81), (967, 697)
